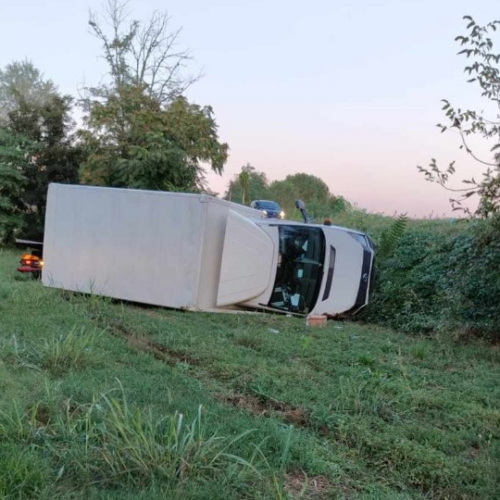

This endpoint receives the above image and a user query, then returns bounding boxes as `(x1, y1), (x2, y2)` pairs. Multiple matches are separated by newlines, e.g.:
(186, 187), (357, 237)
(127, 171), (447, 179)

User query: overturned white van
(42, 184), (375, 317)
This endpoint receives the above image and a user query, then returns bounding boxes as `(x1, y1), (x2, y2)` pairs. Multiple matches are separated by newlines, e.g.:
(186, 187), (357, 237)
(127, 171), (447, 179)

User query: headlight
(263, 210), (268, 215)
(280, 211), (285, 219)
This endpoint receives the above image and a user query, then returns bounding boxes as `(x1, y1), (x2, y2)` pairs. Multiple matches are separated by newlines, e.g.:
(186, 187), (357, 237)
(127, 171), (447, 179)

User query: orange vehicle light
(20, 254), (42, 267)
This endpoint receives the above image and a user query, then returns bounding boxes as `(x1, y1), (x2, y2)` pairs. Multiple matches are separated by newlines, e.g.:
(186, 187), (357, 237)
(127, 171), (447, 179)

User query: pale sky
(1, 0), (499, 217)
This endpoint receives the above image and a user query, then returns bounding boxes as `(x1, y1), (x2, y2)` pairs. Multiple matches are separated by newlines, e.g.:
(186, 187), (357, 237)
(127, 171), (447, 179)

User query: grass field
(0, 248), (499, 499)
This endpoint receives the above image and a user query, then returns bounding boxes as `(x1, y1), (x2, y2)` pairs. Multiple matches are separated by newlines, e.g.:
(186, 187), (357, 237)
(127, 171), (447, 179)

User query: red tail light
(20, 254), (42, 267)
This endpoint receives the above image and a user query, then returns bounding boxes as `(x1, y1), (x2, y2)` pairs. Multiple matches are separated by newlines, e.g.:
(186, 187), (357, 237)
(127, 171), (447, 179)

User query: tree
(267, 173), (348, 220)
(225, 164), (269, 204)
(87, 0), (199, 105)
(238, 168), (250, 205)
(418, 16), (500, 217)
(80, 86), (227, 191)
(80, 1), (227, 192)
(0, 60), (56, 127)
(0, 129), (30, 242)
(11, 95), (81, 239)
(0, 61), (81, 239)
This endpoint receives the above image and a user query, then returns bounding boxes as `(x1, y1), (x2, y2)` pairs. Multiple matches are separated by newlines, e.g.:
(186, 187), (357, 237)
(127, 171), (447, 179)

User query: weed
(3, 326), (103, 376)
(0, 443), (52, 499)
(36, 325), (103, 375)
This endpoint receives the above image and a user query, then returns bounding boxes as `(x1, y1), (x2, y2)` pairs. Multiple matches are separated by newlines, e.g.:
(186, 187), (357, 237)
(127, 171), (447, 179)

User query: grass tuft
(3, 326), (103, 376)
(36, 325), (103, 375)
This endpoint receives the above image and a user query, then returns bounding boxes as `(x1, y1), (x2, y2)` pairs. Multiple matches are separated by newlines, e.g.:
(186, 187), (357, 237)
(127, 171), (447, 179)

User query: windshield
(257, 201), (281, 210)
(267, 225), (326, 314)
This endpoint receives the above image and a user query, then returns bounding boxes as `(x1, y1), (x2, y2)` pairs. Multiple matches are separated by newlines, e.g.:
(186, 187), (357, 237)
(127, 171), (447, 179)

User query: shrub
(445, 219), (500, 339)
(362, 217), (500, 340)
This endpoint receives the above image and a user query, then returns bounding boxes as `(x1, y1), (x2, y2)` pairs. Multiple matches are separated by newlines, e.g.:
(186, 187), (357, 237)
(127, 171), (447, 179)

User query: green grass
(0, 248), (499, 499)
(331, 207), (467, 241)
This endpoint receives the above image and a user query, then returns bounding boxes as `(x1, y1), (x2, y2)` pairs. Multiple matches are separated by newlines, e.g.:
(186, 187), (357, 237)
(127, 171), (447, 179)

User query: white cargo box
(42, 184), (264, 310)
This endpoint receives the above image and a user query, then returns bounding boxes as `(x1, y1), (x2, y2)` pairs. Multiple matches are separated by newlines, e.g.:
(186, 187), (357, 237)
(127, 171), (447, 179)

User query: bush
(361, 217), (500, 340)
(445, 219), (500, 339)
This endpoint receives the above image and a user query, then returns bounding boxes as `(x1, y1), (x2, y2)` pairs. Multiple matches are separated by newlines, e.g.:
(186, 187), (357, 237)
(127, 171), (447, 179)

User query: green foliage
(0, 443), (52, 499)
(0, 129), (29, 242)
(71, 395), (257, 488)
(418, 16), (500, 216)
(80, 87), (227, 192)
(4, 327), (102, 376)
(36, 326), (102, 375)
(0, 60), (81, 241)
(226, 164), (268, 205)
(238, 168), (250, 205)
(363, 216), (500, 340)
(0, 394), (259, 494)
(81, 2), (226, 193)
(376, 214), (408, 260)
(267, 173), (349, 221)
(226, 167), (349, 219)
(332, 207), (395, 235)
(225, 168), (349, 219)
(444, 218), (500, 338)
(11, 95), (81, 240)
(362, 225), (452, 334)
(0, 60), (57, 126)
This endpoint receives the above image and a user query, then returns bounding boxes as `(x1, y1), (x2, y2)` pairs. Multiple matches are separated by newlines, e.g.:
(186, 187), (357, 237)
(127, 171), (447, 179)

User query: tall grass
(3, 326), (103, 376)
(0, 383), (262, 493)
(0, 443), (52, 499)
(37, 326), (103, 375)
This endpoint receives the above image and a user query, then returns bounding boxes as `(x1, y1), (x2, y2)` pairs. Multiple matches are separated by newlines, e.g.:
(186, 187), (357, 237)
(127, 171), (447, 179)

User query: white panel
(311, 229), (364, 315)
(43, 185), (204, 308)
(216, 210), (275, 306)
(196, 198), (267, 310)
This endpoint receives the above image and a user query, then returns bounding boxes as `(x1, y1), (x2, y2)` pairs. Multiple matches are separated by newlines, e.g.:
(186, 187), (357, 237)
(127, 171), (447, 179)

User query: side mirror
(295, 199), (312, 224)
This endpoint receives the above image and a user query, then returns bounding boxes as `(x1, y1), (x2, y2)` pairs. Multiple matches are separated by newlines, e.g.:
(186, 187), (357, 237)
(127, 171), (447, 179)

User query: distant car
(250, 200), (285, 219)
